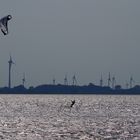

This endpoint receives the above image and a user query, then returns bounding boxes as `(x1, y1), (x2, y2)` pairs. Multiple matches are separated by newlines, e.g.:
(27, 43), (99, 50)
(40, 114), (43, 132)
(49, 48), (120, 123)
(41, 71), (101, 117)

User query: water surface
(0, 94), (139, 139)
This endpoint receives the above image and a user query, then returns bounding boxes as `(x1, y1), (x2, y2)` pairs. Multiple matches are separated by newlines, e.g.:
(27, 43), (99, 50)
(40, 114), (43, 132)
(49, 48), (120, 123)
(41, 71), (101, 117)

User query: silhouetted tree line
(0, 83), (140, 94)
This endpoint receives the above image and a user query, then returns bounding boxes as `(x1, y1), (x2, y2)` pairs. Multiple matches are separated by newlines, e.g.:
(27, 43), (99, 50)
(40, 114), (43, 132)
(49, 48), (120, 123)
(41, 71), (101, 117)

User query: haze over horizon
(0, 0), (140, 88)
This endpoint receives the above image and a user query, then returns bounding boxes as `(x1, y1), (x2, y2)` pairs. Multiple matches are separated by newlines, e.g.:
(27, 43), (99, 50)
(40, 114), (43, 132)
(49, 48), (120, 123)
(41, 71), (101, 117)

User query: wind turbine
(130, 76), (134, 88)
(64, 74), (68, 85)
(100, 74), (103, 87)
(52, 76), (56, 85)
(22, 73), (26, 87)
(108, 72), (111, 87)
(72, 74), (77, 86)
(112, 75), (116, 89)
(8, 55), (14, 88)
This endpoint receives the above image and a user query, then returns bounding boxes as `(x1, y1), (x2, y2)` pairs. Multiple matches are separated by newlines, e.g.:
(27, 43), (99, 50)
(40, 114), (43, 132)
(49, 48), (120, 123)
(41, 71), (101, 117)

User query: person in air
(0, 15), (12, 35)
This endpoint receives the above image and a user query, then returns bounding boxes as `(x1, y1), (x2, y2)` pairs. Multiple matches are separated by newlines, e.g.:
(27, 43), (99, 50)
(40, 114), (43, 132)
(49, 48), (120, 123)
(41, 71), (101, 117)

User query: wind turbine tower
(53, 77), (56, 85)
(72, 75), (77, 86)
(64, 75), (68, 85)
(130, 76), (134, 88)
(22, 73), (25, 86)
(108, 72), (111, 87)
(8, 55), (14, 88)
(112, 76), (116, 89)
(100, 74), (103, 87)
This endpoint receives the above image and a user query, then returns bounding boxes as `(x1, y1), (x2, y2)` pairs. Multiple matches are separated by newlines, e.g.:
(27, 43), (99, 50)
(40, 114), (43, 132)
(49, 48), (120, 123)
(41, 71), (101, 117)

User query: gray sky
(0, 0), (140, 87)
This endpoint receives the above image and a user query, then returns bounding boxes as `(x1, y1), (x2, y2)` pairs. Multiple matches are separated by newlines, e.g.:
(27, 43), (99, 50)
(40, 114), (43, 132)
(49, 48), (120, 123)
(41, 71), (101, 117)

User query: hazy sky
(0, 0), (140, 87)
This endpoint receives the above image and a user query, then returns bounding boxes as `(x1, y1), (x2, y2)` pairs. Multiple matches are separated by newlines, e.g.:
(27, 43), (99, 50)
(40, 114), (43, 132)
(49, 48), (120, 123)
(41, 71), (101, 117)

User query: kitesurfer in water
(70, 100), (75, 108)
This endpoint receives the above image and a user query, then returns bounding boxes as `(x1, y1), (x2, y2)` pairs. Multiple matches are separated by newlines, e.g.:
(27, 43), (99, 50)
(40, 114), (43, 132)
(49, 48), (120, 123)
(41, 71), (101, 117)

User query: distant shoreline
(0, 84), (140, 95)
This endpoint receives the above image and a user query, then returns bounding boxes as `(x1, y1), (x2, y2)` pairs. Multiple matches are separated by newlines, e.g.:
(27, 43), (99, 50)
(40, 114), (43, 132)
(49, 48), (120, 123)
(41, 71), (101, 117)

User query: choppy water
(0, 95), (139, 139)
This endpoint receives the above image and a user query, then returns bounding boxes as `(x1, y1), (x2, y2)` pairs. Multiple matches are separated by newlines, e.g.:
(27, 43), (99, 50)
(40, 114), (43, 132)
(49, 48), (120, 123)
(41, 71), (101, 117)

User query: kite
(0, 15), (12, 35)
